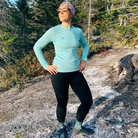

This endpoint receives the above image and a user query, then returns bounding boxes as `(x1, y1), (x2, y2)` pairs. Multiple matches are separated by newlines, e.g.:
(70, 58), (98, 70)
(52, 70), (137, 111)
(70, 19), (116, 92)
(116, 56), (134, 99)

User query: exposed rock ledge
(0, 47), (138, 138)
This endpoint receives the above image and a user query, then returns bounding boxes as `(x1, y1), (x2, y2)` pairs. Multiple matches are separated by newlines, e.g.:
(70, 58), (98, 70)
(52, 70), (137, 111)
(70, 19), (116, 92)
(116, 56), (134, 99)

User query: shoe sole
(73, 129), (94, 135)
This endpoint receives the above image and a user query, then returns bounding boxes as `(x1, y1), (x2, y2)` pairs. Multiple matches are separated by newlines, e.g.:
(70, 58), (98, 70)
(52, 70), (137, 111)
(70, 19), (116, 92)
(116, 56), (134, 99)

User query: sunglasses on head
(57, 8), (69, 13)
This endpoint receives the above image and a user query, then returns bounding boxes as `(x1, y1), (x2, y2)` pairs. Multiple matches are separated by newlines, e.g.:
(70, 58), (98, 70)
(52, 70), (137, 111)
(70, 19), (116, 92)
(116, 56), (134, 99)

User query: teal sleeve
(79, 29), (89, 62)
(33, 28), (54, 69)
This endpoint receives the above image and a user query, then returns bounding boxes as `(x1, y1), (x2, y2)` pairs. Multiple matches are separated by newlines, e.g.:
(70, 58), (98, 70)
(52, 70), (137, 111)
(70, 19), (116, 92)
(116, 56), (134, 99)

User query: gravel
(0, 47), (138, 138)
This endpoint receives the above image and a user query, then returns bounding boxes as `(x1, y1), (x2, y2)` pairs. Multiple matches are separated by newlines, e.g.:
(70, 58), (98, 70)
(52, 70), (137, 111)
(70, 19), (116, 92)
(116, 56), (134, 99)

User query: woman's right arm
(33, 28), (58, 74)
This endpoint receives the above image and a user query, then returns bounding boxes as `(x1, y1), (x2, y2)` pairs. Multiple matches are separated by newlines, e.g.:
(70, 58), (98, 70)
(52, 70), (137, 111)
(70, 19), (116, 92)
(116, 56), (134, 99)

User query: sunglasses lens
(63, 9), (67, 12)
(57, 8), (68, 13)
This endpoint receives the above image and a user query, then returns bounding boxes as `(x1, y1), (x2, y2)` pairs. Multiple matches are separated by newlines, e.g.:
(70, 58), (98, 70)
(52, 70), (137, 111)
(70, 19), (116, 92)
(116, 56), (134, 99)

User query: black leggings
(51, 71), (93, 122)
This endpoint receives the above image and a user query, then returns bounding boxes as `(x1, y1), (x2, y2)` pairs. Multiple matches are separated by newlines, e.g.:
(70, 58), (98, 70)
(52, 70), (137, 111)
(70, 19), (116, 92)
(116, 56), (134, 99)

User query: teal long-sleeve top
(33, 25), (89, 72)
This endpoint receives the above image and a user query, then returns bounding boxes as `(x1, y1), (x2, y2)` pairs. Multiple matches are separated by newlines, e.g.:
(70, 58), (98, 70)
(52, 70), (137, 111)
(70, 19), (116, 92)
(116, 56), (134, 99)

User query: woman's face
(57, 5), (72, 22)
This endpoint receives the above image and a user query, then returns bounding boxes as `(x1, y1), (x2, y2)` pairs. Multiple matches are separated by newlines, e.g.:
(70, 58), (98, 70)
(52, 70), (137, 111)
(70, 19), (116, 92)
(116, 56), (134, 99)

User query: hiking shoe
(59, 128), (66, 138)
(73, 126), (94, 135)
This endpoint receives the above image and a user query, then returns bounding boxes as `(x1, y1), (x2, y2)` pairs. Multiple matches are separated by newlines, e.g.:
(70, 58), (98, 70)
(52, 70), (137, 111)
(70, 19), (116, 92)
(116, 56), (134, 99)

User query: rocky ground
(0, 46), (138, 138)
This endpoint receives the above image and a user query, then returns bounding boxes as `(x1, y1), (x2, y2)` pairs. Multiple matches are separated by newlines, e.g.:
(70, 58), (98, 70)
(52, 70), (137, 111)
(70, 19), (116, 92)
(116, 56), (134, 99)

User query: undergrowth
(0, 41), (113, 90)
(0, 49), (54, 90)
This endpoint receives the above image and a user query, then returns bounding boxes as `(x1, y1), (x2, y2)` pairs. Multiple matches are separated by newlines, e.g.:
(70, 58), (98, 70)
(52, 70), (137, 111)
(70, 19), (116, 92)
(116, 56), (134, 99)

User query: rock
(91, 35), (108, 43)
(0, 47), (138, 138)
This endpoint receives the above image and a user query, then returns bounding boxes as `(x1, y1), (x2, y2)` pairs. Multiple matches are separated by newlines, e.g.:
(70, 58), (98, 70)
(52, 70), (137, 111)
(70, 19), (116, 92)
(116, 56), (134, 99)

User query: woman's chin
(59, 19), (65, 22)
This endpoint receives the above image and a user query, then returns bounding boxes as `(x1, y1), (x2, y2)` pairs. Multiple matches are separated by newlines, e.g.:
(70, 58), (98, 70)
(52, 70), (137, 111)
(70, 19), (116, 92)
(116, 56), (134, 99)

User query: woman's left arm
(78, 29), (89, 72)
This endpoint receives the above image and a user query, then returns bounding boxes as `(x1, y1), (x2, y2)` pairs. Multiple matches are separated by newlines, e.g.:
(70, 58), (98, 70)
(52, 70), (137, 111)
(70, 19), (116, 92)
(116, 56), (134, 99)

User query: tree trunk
(88, 0), (92, 45)
(124, 18), (127, 26)
(120, 18), (123, 26)
(111, 3), (114, 10)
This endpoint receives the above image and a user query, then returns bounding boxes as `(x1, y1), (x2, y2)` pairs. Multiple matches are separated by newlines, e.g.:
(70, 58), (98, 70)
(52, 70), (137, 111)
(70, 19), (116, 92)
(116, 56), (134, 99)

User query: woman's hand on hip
(46, 65), (58, 75)
(78, 60), (86, 72)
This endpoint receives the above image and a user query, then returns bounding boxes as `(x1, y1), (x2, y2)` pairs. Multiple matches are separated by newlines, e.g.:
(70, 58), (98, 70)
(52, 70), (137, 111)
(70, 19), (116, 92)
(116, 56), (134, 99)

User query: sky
(9, 0), (16, 3)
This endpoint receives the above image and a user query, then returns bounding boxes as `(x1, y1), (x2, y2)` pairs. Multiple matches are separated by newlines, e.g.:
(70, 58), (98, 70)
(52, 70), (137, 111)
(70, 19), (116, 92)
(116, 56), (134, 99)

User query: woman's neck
(61, 21), (72, 28)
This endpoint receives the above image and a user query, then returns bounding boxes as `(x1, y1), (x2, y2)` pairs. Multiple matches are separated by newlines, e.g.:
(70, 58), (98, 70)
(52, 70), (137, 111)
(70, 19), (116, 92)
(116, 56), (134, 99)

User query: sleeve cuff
(81, 57), (87, 62)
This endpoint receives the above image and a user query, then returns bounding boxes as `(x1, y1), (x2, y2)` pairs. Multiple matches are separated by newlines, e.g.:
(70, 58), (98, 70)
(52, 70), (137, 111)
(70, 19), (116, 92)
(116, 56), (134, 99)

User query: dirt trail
(0, 47), (138, 138)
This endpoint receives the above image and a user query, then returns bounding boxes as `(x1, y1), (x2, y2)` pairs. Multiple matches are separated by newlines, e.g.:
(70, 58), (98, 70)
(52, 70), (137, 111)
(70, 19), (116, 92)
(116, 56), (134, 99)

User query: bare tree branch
(107, 5), (138, 12)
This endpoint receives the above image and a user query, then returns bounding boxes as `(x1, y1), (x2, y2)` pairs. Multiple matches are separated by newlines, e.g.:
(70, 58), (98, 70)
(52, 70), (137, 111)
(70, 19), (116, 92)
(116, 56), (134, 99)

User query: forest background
(0, 0), (138, 90)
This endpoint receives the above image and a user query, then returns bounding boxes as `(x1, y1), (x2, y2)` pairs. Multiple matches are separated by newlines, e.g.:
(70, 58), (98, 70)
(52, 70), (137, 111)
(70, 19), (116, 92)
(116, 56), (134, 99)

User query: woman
(33, 2), (93, 138)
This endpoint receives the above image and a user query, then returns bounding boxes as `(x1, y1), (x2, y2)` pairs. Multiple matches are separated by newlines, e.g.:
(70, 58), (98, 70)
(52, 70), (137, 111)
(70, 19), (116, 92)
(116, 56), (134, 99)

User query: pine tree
(31, 0), (62, 39)
(0, 0), (13, 69)
(9, 0), (33, 53)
